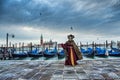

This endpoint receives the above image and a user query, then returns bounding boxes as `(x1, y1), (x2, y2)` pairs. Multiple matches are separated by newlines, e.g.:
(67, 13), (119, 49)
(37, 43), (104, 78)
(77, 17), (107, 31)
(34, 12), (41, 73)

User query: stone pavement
(0, 59), (120, 80)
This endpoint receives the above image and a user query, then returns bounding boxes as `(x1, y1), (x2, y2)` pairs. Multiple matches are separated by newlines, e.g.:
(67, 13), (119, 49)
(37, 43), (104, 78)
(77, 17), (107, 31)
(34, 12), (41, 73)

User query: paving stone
(22, 69), (40, 79)
(64, 70), (75, 74)
(115, 72), (120, 78)
(31, 72), (42, 80)
(53, 75), (63, 78)
(88, 73), (104, 80)
(101, 73), (114, 80)
(53, 70), (63, 78)
(54, 70), (63, 74)
(63, 75), (77, 79)
(50, 77), (63, 80)
(63, 70), (77, 78)
(77, 60), (86, 65)
(40, 73), (52, 80)
(77, 74), (90, 79)
(63, 78), (78, 80)
(16, 78), (27, 80)
(64, 66), (74, 70)
(108, 72), (119, 79)
(76, 69), (85, 74)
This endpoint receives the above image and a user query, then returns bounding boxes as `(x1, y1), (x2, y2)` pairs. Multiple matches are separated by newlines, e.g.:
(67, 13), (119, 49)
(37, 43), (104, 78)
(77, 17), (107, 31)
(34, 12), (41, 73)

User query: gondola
(95, 47), (108, 57)
(43, 47), (57, 58)
(81, 48), (94, 57)
(12, 51), (28, 58)
(58, 50), (65, 59)
(86, 48), (94, 57)
(108, 50), (120, 56)
(28, 48), (43, 57)
(80, 48), (88, 54)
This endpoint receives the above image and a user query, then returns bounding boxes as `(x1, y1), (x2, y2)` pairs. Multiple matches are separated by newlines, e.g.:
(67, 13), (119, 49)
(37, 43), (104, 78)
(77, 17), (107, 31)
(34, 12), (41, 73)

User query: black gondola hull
(28, 53), (43, 57)
(43, 53), (56, 58)
(109, 54), (120, 56)
(57, 54), (65, 58)
(12, 54), (28, 57)
(95, 54), (108, 57)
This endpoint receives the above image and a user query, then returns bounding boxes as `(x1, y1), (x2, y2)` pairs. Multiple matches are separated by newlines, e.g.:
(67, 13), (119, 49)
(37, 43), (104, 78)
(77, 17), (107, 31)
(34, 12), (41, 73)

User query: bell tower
(40, 34), (43, 45)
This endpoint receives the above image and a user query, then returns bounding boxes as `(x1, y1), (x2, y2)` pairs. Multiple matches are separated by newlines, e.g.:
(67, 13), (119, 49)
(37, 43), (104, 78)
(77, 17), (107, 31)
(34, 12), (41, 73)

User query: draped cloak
(61, 40), (83, 66)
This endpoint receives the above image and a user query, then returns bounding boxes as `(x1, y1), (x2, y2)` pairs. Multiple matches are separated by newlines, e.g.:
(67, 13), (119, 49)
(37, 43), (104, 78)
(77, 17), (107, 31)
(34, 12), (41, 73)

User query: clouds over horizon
(0, 0), (120, 44)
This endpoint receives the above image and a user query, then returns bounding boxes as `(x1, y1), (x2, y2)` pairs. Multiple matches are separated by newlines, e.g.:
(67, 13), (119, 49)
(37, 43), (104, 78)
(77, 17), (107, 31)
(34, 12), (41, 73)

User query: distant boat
(58, 50), (65, 58)
(112, 48), (120, 52)
(43, 47), (57, 58)
(108, 48), (120, 56)
(28, 48), (43, 57)
(95, 47), (108, 57)
(80, 48), (88, 54)
(12, 51), (28, 58)
(80, 48), (94, 57)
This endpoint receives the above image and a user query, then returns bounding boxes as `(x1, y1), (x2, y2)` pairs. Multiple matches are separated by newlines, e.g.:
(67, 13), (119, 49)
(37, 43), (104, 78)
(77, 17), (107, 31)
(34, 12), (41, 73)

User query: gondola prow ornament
(61, 34), (83, 66)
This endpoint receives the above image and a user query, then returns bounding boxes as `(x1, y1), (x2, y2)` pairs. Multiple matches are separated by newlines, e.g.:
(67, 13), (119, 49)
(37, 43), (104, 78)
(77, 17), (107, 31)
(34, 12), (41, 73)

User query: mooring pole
(6, 33), (8, 50)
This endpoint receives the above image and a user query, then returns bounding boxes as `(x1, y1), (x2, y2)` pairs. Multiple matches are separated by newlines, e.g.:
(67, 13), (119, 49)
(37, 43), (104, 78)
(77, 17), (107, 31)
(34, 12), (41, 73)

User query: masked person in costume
(61, 34), (83, 66)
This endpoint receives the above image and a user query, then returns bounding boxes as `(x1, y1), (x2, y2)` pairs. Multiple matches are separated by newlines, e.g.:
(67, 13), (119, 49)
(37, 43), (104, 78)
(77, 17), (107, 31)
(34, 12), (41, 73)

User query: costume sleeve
(61, 43), (68, 57)
(61, 44), (66, 49)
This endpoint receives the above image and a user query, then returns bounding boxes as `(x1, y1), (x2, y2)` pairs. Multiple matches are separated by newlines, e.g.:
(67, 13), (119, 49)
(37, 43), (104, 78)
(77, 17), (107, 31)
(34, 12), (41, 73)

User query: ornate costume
(62, 34), (83, 66)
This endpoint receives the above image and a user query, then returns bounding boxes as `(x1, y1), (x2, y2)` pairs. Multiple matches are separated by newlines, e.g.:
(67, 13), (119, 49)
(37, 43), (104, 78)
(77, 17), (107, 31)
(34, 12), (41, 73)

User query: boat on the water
(80, 48), (94, 57)
(108, 48), (120, 56)
(80, 48), (88, 54)
(58, 50), (65, 58)
(28, 48), (43, 57)
(43, 47), (58, 58)
(12, 51), (28, 58)
(95, 47), (108, 57)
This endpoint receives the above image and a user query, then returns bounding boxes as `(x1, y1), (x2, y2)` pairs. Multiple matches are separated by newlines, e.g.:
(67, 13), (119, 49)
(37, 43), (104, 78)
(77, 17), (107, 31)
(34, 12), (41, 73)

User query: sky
(0, 0), (120, 45)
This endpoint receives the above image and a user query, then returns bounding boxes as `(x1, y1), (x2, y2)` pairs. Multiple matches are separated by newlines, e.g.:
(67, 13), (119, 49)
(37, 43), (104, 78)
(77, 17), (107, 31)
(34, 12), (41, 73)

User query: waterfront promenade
(0, 59), (120, 80)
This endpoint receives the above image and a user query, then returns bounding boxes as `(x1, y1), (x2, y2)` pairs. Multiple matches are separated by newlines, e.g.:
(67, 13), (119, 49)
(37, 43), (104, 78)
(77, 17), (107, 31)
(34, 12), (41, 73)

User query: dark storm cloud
(0, 0), (120, 42)
(0, 0), (110, 26)
(110, 0), (120, 22)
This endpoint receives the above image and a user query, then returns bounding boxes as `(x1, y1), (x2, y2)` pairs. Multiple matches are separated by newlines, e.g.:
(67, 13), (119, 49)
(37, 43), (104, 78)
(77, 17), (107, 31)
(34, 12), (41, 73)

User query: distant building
(43, 40), (57, 49)
(40, 34), (43, 45)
